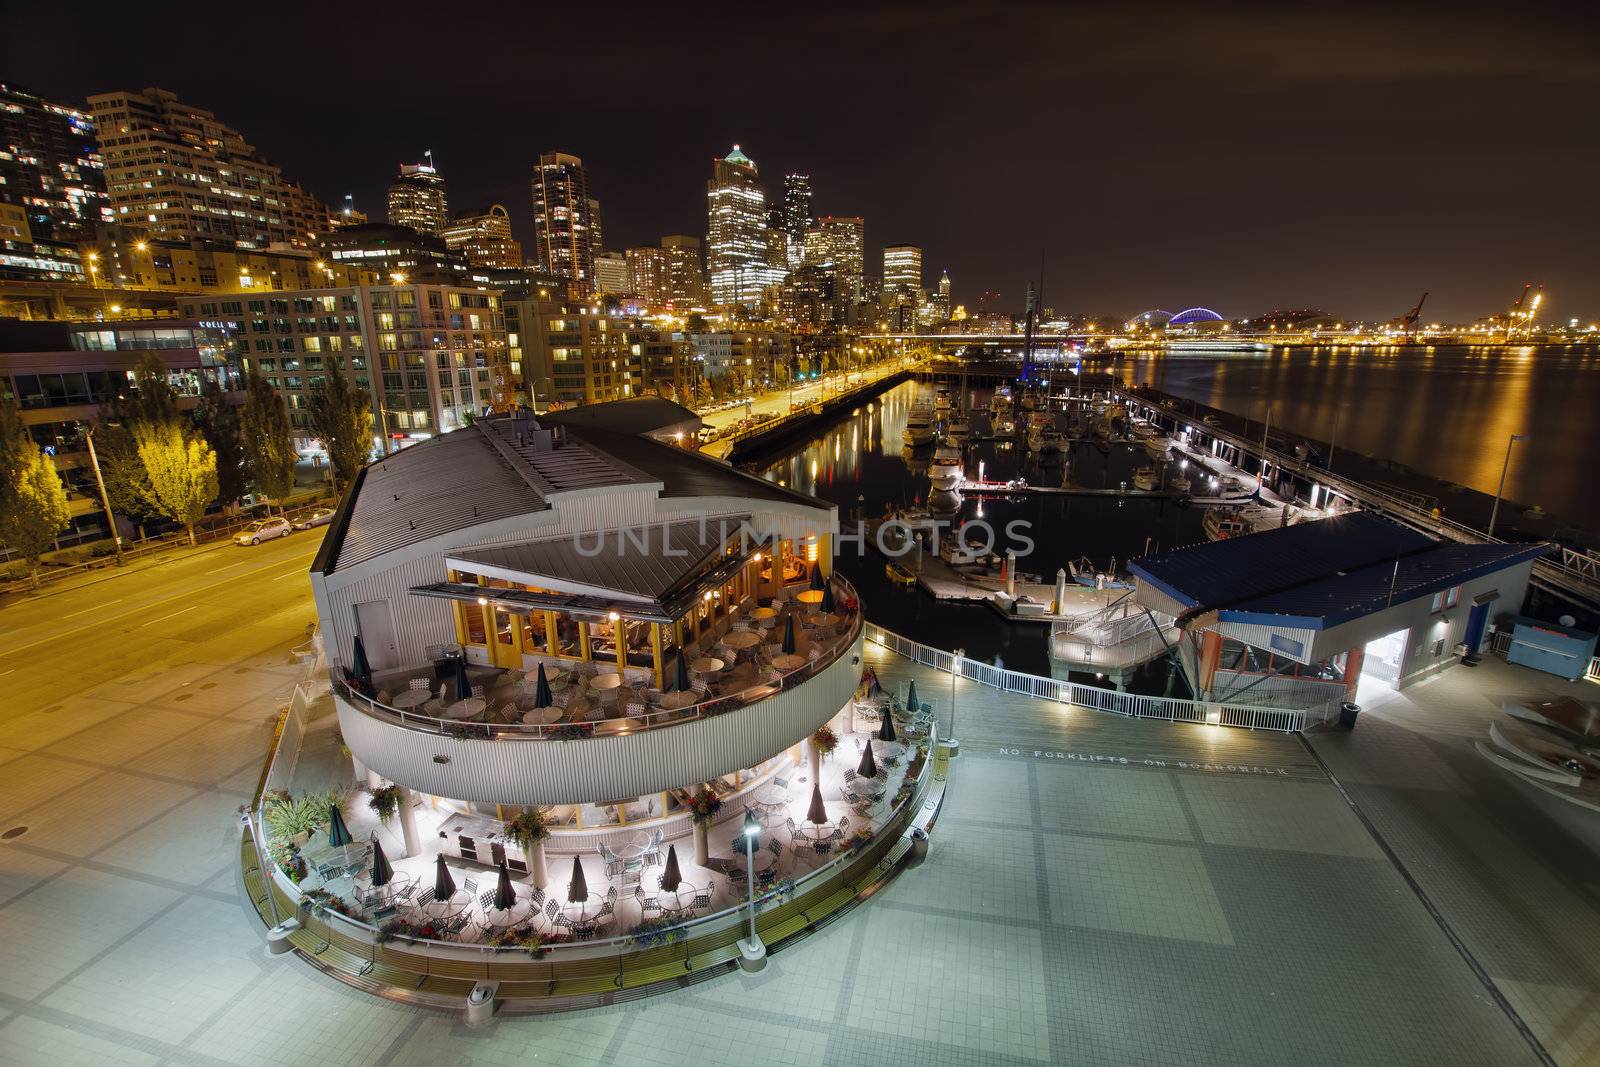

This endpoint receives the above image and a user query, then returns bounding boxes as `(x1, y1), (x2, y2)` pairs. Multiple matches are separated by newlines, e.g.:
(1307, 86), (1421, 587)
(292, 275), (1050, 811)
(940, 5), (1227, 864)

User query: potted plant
(810, 725), (838, 777)
(368, 784), (402, 825)
(687, 787), (722, 864)
(499, 808), (551, 889)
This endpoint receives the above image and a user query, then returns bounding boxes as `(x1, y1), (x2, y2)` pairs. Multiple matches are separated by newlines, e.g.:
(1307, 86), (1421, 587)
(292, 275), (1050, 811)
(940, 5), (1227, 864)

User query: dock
(959, 476), (1175, 500)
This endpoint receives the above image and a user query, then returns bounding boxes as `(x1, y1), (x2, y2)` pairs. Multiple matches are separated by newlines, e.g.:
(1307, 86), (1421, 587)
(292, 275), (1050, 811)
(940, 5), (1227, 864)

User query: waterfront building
(0, 83), (111, 244)
(706, 146), (784, 308)
(87, 88), (328, 249)
(387, 161), (449, 236)
(0, 203), (88, 282)
(83, 224), (377, 292)
(530, 152), (598, 294)
(932, 269), (951, 321)
(1130, 512), (1545, 716)
(510, 299), (682, 407)
(625, 246), (668, 306)
(779, 265), (846, 329)
(660, 235), (707, 308)
(334, 195), (369, 228)
(689, 329), (792, 392)
(178, 281), (508, 446)
(781, 174), (812, 271)
(320, 223), (468, 284)
(440, 205), (521, 269)
(593, 252), (632, 295)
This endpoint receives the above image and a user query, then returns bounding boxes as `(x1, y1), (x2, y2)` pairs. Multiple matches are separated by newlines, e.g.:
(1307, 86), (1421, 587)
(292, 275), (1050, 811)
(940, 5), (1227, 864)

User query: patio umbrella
(878, 705), (898, 744)
(351, 635), (372, 683)
(857, 740), (879, 779)
(369, 834), (393, 887)
(660, 845), (682, 891)
(452, 655), (472, 701)
(905, 680), (919, 713)
(806, 780), (828, 825)
(810, 561), (825, 591)
(532, 663), (553, 708)
(867, 668), (883, 696)
(434, 854), (457, 899)
(326, 802), (352, 848)
(781, 614), (797, 655)
(820, 581), (836, 614)
(567, 855), (589, 903)
(673, 649), (691, 692)
(494, 860), (516, 910)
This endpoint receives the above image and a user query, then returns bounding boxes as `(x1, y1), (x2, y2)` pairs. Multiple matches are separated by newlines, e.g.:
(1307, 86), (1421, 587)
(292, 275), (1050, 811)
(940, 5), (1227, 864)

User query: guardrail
(865, 622), (1331, 732)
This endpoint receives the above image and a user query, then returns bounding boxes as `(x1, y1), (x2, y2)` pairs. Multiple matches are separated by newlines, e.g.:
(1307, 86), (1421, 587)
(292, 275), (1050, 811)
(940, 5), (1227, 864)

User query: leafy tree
(685, 313), (708, 334)
(0, 395), (73, 587)
(90, 420), (160, 526)
(305, 364), (372, 492)
(136, 421), (218, 546)
(194, 379), (247, 508)
(240, 370), (297, 512)
(128, 352), (179, 426)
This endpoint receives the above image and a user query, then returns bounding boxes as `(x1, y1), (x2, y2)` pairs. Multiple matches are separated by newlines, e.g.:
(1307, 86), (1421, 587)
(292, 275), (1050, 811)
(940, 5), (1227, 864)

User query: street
(695, 359), (912, 434)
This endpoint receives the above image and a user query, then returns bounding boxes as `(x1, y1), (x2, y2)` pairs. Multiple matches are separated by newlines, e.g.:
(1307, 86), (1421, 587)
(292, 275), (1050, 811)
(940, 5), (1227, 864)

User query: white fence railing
(865, 622), (1333, 732)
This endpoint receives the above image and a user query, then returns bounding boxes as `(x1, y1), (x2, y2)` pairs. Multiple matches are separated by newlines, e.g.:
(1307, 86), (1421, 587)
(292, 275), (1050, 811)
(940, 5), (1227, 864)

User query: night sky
(6, 3), (1597, 322)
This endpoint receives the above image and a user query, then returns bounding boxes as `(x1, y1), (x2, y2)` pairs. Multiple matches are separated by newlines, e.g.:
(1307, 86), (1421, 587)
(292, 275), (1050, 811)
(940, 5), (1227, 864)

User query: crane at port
(1393, 291), (1428, 342)
(1506, 282), (1545, 339)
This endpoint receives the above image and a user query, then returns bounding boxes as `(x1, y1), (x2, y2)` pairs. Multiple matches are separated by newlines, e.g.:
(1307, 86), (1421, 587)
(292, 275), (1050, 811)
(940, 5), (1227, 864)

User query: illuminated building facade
(87, 88), (328, 249)
(386, 161), (449, 236)
(441, 204), (522, 269)
(320, 223), (467, 283)
(626, 246), (668, 306)
(781, 174), (812, 270)
(804, 216), (864, 302)
(660, 235), (706, 308)
(530, 152), (597, 293)
(84, 224), (376, 291)
(706, 146), (784, 308)
(593, 252), (631, 295)
(0, 83), (111, 242)
(882, 244), (922, 303)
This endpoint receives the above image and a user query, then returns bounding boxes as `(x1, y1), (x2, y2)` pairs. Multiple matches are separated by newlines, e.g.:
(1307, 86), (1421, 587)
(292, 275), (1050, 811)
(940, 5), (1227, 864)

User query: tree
(0, 396), (73, 587)
(90, 419), (160, 527)
(136, 421), (218, 546)
(128, 352), (179, 426)
(194, 379), (247, 508)
(240, 370), (296, 512)
(305, 365), (373, 492)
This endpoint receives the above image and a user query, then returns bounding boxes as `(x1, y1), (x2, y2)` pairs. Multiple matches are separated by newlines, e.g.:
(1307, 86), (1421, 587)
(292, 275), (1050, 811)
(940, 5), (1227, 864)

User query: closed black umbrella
(781, 614), (797, 655)
(533, 663), (553, 708)
(369, 834), (393, 887)
(567, 855), (588, 903)
(351, 636), (372, 683)
(867, 668), (883, 696)
(452, 655), (472, 701)
(906, 680), (919, 713)
(434, 854), (457, 899)
(810, 561), (825, 591)
(806, 780), (828, 825)
(820, 582), (836, 614)
(326, 802), (352, 848)
(673, 649), (691, 692)
(494, 860), (516, 910)
(660, 845), (682, 891)
(879, 706), (898, 744)
(857, 741), (879, 779)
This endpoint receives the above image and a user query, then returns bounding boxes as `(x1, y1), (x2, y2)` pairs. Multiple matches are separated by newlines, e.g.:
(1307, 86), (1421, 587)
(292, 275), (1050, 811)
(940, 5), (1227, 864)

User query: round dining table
(796, 589), (825, 606)
(750, 606), (778, 623)
(443, 696), (486, 719)
(656, 689), (698, 710)
(690, 656), (724, 675)
(589, 672), (623, 691)
(416, 889), (471, 921)
(391, 688), (432, 710)
(723, 631), (762, 650)
(643, 873), (706, 915)
(522, 706), (563, 725)
(771, 653), (807, 671)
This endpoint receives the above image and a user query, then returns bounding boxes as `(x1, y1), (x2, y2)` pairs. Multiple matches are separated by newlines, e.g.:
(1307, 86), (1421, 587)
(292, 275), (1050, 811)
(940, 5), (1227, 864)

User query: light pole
(946, 647), (964, 747)
(83, 427), (124, 566)
(1487, 433), (1528, 540)
(737, 808), (766, 970)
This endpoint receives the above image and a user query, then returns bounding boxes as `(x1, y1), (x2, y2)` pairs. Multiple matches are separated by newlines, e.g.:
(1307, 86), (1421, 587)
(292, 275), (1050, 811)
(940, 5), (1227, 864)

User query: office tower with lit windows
(440, 204), (521, 269)
(626, 246), (668, 305)
(387, 159), (449, 235)
(781, 174), (812, 270)
(933, 269), (952, 321)
(803, 216), (865, 300)
(706, 146), (784, 308)
(882, 244), (923, 302)
(0, 83), (111, 241)
(587, 197), (604, 254)
(529, 152), (597, 293)
(87, 87), (328, 249)
(593, 252), (631, 295)
(660, 235), (707, 308)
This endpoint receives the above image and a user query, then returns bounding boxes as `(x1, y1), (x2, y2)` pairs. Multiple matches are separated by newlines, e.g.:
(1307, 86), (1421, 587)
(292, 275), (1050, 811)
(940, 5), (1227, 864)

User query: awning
(1473, 590), (1501, 606)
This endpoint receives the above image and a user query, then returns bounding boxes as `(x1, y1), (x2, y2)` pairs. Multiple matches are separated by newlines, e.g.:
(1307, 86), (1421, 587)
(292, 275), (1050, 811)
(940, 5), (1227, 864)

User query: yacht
(1026, 413), (1062, 453)
(1144, 435), (1171, 461)
(929, 442), (964, 492)
(946, 414), (971, 442)
(902, 404), (935, 448)
(934, 387), (952, 415)
(1203, 503), (1292, 540)
(988, 387), (1013, 417)
(1168, 471), (1192, 494)
(1132, 467), (1159, 491)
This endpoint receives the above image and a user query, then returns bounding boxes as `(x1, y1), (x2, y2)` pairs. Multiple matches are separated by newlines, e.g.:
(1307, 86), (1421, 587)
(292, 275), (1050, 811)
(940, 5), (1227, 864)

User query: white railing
(865, 622), (1335, 732)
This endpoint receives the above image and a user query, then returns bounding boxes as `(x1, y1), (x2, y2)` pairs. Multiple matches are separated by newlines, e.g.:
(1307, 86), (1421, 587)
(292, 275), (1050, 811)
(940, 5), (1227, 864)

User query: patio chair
(479, 889), (497, 909)
(785, 817), (799, 837)
(773, 776), (789, 789)
(813, 841), (833, 857)
(545, 899), (560, 921)
(604, 859), (624, 878)
(530, 886), (544, 906)
(640, 896), (662, 914)
(373, 904), (396, 922)
(764, 837), (782, 857)
(463, 877), (479, 895)
(838, 816), (850, 835)
(408, 677), (429, 691)
(599, 900), (614, 918)
(416, 887), (436, 908)
(395, 883), (415, 902)
(552, 913), (575, 931)
(843, 768), (857, 784)
(690, 892), (711, 910)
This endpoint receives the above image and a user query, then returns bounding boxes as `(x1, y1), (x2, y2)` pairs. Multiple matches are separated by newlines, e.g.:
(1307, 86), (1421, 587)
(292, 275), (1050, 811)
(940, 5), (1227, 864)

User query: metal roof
(449, 518), (749, 604)
(542, 397), (702, 438)
(557, 423), (827, 508)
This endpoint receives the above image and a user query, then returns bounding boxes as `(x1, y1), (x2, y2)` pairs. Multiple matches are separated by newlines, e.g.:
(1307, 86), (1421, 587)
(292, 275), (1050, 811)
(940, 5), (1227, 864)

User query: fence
(865, 622), (1329, 732)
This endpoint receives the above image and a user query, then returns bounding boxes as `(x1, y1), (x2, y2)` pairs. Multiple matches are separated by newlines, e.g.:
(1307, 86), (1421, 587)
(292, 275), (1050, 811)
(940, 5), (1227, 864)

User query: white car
(234, 517), (292, 546)
(293, 507), (335, 530)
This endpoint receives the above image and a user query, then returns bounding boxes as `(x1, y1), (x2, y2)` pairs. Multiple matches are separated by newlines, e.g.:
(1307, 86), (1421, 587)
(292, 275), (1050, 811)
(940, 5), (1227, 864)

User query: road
(696, 360), (912, 433)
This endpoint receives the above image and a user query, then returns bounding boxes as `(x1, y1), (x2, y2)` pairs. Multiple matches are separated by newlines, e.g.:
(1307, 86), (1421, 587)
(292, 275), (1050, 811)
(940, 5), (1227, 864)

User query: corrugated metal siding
(1218, 622), (1319, 664)
(338, 635), (866, 806)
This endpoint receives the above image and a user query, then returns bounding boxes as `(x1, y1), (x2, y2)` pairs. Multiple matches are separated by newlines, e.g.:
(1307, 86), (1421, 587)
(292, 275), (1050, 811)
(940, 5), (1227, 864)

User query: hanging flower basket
(499, 808), (551, 850)
(687, 787), (723, 826)
(812, 726), (839, 756)
(368, 784), (402, 824)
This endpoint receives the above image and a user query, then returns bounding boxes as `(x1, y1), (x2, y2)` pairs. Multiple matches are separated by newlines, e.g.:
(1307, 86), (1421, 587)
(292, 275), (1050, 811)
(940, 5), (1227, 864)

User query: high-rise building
(87, 87), (327, 249)
(882, 244), (923, 302)
(593, 252), (631, 295)
(933, 269), (952, 321)
(626, 246), (668, 306)
(387, 159), (449, 235)
(660, 235), (706, 308)
(530, 152), (597, 293)
(804, 216), (865, 300)
(781, 174), (812, 270)
(706, 146), (785, 308)
(587, 197), (604, 254)
(0, 83), (111, 242)
(440, 204), (521, 269)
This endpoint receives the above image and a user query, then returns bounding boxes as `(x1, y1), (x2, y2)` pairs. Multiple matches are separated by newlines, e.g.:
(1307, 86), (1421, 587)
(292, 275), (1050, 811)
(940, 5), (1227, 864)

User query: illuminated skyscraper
(803, 215), (865, 300)
(882, 244), (923, 301)
(626, 246), (668, 305)
(440, 204), (521, 268)
(593, 251), (631, 294)
(0, 82), (110, 241)
(87, 87), (327, 248)
(781, 174), (812, 270)
(530, 152), (597, 293)
(660, 234), (707, 308)
(387, 158), (449, 235)
(706, 145), (784, 308)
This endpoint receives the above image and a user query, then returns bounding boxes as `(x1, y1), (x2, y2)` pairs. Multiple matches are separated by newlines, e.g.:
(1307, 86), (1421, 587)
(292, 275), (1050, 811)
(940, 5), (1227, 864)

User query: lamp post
(1487, 433), (1528, 540)
(946, 647), (964, 748)
(737, 808), (766, 970)
(83, 427), (123, 566)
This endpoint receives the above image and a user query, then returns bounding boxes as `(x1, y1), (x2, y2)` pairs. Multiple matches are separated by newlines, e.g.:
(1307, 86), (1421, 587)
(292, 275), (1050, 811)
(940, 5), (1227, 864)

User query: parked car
(234, 517), (292, 545)
(293, 507), (335, 530)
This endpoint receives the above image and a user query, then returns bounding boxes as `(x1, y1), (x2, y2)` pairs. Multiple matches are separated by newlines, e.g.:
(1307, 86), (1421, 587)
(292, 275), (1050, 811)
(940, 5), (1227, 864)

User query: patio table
(656, 689), (699, 710)
(613, 829), (655, 861)
(391, 688), (432, 710)
(443, 696), (485, 719)
(522, 707), (563, 725)
(642, 872), (706, 915)
(750, 607), (778, 626)
(690, 656), (724, 675)
(723, 631), (762, 650)
(796, 590), (825, 606)
(589, 673), (623, 693)
(483, 897), (534, 929)
(561, 891), (607, 922)
(771, 653), (807, 671)
(753, 783), (788, 809)
(416, 889), (471, 921)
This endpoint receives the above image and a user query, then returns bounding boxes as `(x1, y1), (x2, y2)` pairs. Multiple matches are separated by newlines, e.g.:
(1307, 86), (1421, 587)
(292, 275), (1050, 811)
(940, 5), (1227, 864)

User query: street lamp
(946, 647), (964, 747)
(1487, 433), (1529, 540)
(737, 808), (766, 970)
